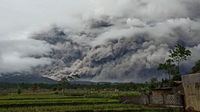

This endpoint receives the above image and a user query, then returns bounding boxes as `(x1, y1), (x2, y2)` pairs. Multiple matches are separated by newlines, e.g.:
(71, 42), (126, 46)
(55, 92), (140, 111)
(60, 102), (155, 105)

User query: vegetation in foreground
(0, 83), (180, 112)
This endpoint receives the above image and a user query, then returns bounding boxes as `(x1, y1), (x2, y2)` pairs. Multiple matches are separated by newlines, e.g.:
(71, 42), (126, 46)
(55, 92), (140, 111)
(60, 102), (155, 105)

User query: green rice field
(0, 90), (180, 112)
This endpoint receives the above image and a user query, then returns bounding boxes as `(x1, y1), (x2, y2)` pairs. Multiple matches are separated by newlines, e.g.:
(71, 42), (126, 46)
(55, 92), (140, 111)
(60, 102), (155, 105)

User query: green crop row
(0, 98), (119, 108)
(0, 104), (180, 112)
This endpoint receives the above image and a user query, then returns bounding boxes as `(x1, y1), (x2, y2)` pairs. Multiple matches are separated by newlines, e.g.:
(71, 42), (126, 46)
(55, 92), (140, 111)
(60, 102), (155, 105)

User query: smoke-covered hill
(32, 18), (200, 82)
(0, 73), (57, 84)
(1, 0), (200, 83)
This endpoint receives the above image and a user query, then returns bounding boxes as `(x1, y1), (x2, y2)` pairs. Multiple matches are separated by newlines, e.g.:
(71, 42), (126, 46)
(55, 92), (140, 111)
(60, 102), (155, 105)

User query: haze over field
(1, 0), (200, 82)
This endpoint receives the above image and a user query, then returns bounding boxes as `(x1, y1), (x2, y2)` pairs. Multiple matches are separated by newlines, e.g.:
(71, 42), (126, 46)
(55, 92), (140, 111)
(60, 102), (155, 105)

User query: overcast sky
(0, 0), (91, 39)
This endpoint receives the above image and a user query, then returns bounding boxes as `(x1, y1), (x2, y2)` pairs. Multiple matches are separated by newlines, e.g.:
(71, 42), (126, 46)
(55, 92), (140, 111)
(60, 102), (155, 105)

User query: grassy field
(0, 89), (181, 112)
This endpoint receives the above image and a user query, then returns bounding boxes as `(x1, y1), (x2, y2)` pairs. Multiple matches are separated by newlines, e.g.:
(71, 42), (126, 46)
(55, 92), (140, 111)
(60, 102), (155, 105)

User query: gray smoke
(1, 0), (200, 82)
(34, 0), (200, 82)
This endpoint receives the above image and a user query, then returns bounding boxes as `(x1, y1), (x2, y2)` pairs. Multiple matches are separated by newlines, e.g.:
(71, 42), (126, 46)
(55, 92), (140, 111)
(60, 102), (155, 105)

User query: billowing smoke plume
(1, 0), (200, 82)
(0, 37), (52, 74)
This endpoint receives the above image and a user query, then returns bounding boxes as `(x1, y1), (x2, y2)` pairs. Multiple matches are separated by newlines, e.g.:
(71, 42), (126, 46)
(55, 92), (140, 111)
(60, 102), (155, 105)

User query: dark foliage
(191, 60), (200, 73)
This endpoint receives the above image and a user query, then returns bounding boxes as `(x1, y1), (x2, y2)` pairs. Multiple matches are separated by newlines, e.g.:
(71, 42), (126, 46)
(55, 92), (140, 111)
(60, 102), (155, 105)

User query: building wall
(182, 73), (200, 111)
(120, 94), (183, 106)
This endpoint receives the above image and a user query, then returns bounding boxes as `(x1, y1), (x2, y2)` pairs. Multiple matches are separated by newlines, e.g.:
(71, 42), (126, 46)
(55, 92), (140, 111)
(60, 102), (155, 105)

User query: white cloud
(0, 38), (52, 73)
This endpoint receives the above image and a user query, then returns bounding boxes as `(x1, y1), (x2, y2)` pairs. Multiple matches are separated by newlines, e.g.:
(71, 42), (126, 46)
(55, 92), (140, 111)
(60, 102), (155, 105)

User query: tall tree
(59, 77), (68, 94)
(169, 44), (191, 73)
(158, 43), (191, 82)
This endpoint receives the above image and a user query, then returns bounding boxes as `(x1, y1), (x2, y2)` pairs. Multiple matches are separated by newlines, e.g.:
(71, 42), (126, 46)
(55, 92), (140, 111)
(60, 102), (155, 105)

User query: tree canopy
(191, 60), (200, 73)
(158, 43), (191, 81)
